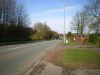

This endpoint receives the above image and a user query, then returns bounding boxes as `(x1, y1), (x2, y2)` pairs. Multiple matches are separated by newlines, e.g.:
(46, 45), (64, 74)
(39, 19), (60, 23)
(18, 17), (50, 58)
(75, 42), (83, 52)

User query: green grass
(60, 48), (100, 69)
(66, 40), (80, 45)
(61, 40), (79, 45)
(65, 39), (96, 46)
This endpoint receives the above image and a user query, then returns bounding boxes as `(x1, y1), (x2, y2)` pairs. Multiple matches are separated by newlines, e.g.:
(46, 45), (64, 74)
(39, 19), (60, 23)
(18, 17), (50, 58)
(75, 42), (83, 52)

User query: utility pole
(63, 0), (66, 43)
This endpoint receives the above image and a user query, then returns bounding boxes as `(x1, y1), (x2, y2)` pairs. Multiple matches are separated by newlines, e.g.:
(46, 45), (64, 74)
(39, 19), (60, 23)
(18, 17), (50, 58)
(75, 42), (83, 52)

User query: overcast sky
(18, 0), (88, 33)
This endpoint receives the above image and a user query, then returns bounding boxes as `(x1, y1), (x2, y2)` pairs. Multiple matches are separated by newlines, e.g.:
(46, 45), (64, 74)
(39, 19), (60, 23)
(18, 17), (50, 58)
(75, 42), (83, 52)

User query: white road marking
(8, 46), (27, 51)
(7, 42), (46, 51)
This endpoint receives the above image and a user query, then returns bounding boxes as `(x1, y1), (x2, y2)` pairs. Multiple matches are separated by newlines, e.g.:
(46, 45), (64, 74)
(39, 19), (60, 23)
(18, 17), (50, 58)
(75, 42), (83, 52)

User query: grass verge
(60, 48), (100, 69)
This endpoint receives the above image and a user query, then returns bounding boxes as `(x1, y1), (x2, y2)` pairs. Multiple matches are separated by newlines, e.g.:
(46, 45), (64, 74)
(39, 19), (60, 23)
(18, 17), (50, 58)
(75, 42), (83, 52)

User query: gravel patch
(63, 69), (100, 75)
(29, 63), (45, 75)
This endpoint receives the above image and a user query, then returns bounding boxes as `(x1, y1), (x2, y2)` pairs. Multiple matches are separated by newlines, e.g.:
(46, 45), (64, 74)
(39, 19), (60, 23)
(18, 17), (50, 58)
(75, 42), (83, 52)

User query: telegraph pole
(63, 0), (66, 43)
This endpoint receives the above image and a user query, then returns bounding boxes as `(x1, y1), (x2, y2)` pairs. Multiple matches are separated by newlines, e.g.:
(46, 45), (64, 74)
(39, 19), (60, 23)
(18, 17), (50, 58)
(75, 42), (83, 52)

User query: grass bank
(60, 48), (100, 69)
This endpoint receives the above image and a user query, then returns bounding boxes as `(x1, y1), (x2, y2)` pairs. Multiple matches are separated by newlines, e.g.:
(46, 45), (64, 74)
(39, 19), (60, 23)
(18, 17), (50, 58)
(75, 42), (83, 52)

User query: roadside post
(65, 39), (68, 44)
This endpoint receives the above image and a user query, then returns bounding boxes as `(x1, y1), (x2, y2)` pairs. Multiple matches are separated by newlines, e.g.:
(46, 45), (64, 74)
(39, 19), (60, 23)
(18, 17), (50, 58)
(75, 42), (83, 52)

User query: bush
(99, 37), (100, 46)
(67, 32), (72, 38)
(88, 33), (99, 44)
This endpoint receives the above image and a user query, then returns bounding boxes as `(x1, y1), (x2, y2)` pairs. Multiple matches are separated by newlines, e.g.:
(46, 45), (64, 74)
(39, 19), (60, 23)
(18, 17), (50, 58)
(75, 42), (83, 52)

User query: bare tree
(71, 12), (80, 35)
(87, 0), (100, 34)
(71, 8), (88, 36)
(80, 9), (88, 35)
(0, 0), (33, 41)
(16, 4), (29, 27)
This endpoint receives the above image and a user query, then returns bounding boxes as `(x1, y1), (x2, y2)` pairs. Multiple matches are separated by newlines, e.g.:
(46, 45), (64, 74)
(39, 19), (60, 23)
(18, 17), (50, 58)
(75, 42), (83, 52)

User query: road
(0, 40), (60, 75)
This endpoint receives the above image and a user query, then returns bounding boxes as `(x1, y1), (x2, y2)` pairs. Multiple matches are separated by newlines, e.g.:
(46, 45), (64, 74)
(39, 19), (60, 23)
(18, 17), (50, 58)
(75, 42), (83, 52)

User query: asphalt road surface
(0, 40), (60, 75)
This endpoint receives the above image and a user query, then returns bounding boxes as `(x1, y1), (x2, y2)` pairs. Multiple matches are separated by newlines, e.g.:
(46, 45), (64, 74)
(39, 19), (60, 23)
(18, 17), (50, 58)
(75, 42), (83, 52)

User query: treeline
(0, 0), (33, 42)
(32, 22), (60, 40)
(71, 0), (100, 44)
(0, 0), (60, 42)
